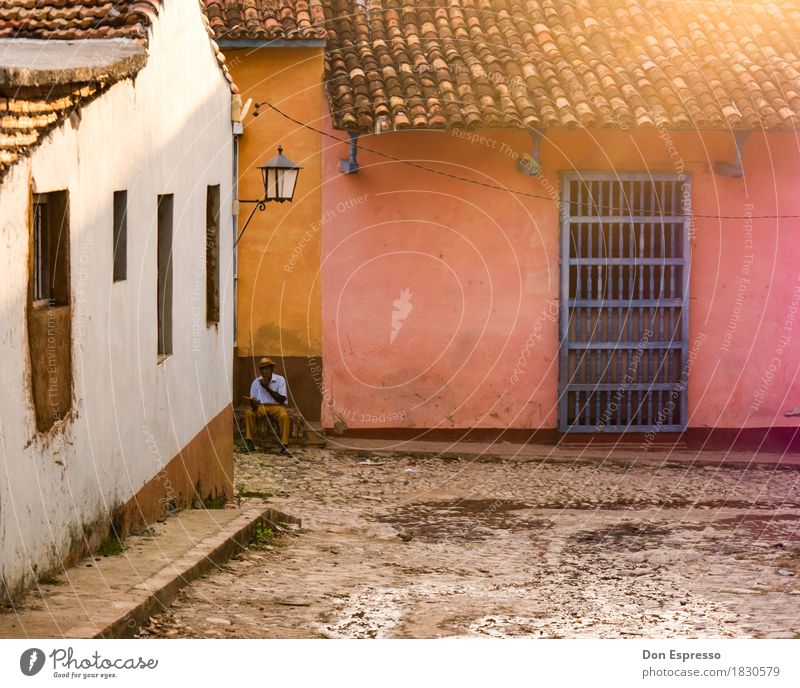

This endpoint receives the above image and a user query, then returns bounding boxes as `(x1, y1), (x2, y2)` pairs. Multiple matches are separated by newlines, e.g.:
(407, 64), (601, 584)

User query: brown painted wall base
(683, 427), (800, 453)
(328, 426), (800, 454)
(110, 404), (234, 539)
(4, 406), (234, 603)
(329, 427), (561, 444)
(234, 352), (322, 421)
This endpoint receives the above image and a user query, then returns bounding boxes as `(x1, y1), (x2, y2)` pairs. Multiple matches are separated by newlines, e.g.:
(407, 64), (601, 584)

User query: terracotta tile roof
(0, 0), (161, 42)
(203, 0), (327, 40)
(0, 1), (234, 87)
(0, 82), (106, 178)
(0, 1), (236, 180)
(323, 0), (800, 132)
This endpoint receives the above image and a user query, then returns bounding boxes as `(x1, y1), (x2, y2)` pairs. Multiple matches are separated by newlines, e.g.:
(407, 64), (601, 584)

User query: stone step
(0, 502), (300, 639)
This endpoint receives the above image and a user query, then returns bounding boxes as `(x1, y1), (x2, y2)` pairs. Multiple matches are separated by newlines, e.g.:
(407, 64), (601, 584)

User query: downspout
(231, 93), (244, 347)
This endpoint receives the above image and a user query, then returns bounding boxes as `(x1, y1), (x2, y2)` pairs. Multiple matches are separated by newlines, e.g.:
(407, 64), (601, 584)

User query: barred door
(558, 173), (691, 432)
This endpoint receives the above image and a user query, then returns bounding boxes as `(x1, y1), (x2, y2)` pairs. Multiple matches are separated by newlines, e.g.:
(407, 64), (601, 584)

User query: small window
(32, 191), (69, 305)
(32, 198), (48, 301)
(206, 185), (220, 324)
(29, 190), (72, 432)
(157, 194), (173, 359)
(113, 190), (127, 282)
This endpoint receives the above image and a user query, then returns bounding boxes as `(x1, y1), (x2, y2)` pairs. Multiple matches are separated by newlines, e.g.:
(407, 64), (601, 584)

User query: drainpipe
(231, 93), (244, 347)
(339, 131), (360, 174)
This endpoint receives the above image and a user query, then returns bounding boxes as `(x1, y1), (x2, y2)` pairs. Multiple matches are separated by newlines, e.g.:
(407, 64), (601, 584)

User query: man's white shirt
(250, 374), (288, 406)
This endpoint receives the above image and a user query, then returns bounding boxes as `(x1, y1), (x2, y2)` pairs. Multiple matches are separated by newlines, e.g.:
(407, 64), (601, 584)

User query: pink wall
(320, 113), (800, 432)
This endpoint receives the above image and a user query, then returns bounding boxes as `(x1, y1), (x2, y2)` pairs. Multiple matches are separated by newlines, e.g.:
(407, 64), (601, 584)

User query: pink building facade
(320, 122), (800, 445)
(206, 0), (800, 448)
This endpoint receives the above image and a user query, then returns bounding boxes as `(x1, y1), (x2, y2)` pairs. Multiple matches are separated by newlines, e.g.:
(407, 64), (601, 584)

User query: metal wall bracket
(339, 131), (360, 174)
(518, 127), (545, 175)
(714, 130), (751, 177)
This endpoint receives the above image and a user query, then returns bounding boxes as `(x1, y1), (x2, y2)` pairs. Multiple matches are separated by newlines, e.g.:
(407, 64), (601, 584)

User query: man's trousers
(244, 404), (290, 445)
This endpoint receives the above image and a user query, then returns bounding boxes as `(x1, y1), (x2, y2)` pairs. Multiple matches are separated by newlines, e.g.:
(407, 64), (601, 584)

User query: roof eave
(217, 38), (326, 49)
(328, 119), (799, 135)
(0, 38), (148, 90)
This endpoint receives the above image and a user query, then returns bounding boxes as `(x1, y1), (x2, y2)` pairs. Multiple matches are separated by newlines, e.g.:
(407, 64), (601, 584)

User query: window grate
(558, 173), (691, 432)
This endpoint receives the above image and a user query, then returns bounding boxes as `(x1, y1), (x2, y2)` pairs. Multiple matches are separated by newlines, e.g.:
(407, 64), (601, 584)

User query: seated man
(243, 357), (291, 455)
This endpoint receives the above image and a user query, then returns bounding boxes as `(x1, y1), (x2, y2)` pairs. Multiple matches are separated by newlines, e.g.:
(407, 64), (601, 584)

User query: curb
(66, 506), (300, 639)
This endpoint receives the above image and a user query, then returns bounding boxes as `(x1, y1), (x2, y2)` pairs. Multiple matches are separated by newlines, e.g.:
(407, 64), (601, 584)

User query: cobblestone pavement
(139, 447), (800, 638)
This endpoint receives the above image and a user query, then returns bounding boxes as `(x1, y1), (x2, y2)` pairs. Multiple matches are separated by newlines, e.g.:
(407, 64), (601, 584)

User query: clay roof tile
(206, 1), (800, 132)
(0, 1), (236, 179)
(202, 0), (327, 40)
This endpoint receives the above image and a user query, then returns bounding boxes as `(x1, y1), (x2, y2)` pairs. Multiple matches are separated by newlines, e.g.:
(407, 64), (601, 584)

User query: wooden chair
(256, 407), (307, 449)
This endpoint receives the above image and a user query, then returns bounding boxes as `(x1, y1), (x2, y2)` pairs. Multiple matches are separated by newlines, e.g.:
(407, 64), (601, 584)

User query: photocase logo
(390, 288), (413, 344)
(20, 648), (45, 676)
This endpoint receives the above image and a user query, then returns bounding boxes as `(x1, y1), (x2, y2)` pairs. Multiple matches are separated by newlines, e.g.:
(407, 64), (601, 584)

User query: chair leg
(255, 417), (279, 450)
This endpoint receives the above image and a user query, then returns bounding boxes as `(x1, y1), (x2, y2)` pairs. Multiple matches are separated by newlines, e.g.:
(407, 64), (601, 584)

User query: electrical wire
(255, 101), (800, 221)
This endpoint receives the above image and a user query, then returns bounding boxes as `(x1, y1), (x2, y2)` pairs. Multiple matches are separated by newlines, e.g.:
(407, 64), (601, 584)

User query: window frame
(205, 184), (221, 325)
(156, 193), (174, 361)
(113, 190), (128, 283)
(32, 194), (50, 305)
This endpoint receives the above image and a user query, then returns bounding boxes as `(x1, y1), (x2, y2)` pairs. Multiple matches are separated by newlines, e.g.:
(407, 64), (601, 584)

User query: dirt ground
(138, 446), (800, 638)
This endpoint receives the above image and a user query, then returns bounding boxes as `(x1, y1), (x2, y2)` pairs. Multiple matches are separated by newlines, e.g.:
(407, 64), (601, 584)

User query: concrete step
(0, 502), (300, 639)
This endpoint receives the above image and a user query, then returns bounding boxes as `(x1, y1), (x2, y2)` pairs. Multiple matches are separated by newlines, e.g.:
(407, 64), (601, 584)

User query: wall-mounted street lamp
(234, 145), (302, 246)
(258, 145), (301, 202)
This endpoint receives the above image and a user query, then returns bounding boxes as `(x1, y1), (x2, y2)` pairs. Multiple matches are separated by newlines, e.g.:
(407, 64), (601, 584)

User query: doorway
(558, 173), (690, 432)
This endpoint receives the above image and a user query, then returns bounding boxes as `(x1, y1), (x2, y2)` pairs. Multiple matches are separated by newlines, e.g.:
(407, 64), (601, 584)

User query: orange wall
(320, 115), (800, 431)
(227, 48), (323, 358)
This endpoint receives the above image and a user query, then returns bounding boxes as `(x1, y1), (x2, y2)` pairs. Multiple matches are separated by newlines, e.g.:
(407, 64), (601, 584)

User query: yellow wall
(227, 48), (323, 358)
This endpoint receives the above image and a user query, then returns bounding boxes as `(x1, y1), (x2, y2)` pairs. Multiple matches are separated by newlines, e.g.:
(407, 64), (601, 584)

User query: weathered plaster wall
(224, 47), (324, 418)
(320, 115), (800, 433)
(0, 0), (234, 598)
(227, 47), (324, 359)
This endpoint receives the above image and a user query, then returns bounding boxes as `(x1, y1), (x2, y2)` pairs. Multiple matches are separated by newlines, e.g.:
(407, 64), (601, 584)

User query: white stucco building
(0, 0), (237, 600)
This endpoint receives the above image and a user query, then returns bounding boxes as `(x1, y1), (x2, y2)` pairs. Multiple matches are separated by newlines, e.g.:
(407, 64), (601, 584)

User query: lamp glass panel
(279, 168), (299, 201)
(264, 166), (279, 201)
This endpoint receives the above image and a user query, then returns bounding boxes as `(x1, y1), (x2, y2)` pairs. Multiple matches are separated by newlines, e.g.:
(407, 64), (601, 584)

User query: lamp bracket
(714, 130), (751, 177)
(340, 131), (360, 174)
(518, 127), (545, 175)
(239, 198), (267, 209)
(233, 199), (269, 248)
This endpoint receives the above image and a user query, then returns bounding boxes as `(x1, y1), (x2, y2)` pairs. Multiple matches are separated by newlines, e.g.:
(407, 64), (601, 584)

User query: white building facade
(0, 0), (236, 600)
